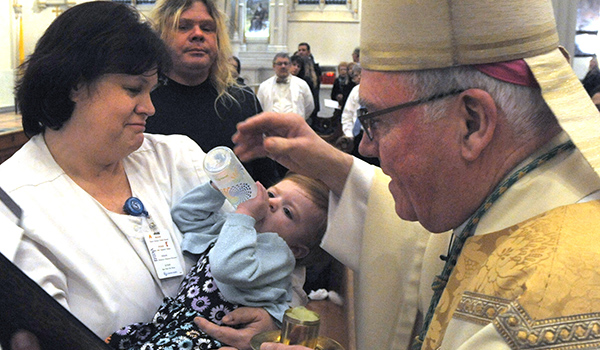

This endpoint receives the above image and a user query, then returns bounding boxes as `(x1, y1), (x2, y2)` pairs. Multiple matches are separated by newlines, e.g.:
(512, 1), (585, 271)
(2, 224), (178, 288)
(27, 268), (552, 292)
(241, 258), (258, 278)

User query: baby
(107, 173), (329, 350)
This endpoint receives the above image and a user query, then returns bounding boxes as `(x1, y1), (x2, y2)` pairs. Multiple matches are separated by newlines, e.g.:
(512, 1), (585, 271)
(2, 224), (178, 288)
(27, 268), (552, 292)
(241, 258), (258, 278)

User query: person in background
(330, 61), (355, 111)
(296, 42), (322, 84)
(351, 47), (360, 63)
(289, 54), (303, 77)
(297, 42), (321, 123)
(591, 84), (600, 111)
(290, 54), (317, 94)
(229, 56), (245, 85)
(204, 0), (600, 349)
(147, 0), (282, 186)
(346, 62), (356, 83)
(107, 173), (329, 350)
(335, 64), (360, 153)
(334, 64), (377, 166)
(2, 0), (214, 341)
(290, 54), (320, 124)
(257, 53), (314, 120)
(582, 55), (600, 96)
(339, 64), (361, 138)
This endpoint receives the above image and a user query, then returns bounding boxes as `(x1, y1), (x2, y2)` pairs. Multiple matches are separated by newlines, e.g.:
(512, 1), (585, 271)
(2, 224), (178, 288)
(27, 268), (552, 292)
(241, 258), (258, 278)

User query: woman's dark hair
(290, 54), (317, 91)
(290, 54), (306, 77)
(15, 1), (172, 137)
(231, 56), (241, 75)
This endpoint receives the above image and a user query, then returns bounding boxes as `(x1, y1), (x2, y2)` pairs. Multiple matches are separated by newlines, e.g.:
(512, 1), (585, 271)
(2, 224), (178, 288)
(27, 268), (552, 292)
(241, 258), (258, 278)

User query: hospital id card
(143, 230), (184, 279)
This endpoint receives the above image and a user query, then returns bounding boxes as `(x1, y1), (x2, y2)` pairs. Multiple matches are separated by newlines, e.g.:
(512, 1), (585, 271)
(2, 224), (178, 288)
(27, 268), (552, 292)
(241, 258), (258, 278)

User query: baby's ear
(290, 244), (310, 260)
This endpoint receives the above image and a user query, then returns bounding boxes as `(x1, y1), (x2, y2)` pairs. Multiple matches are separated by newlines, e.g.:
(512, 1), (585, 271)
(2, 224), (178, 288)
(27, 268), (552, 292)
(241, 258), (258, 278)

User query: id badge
(143, 226), (184, 279)
(123, 197), (184, 279)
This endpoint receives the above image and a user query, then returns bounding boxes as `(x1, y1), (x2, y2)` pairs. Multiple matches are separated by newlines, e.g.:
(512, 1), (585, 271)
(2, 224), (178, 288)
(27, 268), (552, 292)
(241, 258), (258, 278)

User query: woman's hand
(195, 307), (278, 350)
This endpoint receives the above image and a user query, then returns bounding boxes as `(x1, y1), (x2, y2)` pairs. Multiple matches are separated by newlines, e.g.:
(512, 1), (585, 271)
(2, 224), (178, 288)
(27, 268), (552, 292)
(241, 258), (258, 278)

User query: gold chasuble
(425, 200), (600, 349)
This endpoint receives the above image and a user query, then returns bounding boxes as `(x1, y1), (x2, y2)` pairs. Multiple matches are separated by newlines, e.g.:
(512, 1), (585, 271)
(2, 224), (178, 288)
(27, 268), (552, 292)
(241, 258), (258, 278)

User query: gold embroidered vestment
(424, 200), (600, 349)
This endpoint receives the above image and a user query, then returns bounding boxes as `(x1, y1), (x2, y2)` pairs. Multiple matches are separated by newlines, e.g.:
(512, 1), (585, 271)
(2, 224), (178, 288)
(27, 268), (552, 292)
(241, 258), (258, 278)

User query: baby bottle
(203, 146), (258, 207)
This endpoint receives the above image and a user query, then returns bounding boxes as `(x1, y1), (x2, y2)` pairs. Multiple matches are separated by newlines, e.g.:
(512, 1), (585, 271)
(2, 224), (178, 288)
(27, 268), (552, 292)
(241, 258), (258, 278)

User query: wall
(1, 0), (89, 111)
(1, 1), (16, 110)
(0, 0), (581, 110)
(287, 21), (360, 68)
(0, 0), (360, 110)
(237, 20), (360, 87)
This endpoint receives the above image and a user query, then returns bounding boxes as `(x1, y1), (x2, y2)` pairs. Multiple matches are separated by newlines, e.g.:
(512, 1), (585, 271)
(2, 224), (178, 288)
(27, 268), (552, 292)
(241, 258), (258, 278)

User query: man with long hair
(148, 0), (282, 186)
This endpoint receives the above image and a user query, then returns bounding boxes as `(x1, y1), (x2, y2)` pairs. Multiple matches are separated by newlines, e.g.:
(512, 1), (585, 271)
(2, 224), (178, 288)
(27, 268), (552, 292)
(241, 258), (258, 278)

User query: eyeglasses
(274, 61), (290, 66)
(357, 89), (466, 140)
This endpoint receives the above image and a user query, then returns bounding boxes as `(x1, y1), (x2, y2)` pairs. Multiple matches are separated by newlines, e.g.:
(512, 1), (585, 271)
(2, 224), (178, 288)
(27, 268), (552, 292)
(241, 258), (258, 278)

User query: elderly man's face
(274, 57), (290, 79)
(358, 70), (464, 232)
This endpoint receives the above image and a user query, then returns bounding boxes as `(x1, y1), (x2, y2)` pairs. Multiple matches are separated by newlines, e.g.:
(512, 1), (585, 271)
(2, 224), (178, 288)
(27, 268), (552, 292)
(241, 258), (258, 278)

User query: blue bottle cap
(123, 197), (147, 216)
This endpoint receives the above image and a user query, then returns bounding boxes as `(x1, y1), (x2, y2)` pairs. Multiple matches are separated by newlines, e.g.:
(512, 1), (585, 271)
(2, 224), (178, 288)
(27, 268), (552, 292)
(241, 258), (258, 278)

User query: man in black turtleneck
(147, 0), (282, 186)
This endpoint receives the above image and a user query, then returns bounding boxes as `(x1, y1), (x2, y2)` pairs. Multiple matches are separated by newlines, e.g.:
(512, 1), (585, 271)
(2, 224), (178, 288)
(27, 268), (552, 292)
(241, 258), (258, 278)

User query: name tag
(143, 225), (184, 279)
(123, 197), (184, 280)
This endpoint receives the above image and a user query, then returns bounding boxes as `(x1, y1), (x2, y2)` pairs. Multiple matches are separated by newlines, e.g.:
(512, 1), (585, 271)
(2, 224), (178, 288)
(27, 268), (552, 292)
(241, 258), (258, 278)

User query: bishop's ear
(459, 89), (497, 161)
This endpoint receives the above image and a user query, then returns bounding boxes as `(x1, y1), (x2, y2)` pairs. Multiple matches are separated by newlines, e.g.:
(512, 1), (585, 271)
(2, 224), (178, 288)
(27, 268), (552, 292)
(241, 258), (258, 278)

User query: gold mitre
(360, 0), (600, 177)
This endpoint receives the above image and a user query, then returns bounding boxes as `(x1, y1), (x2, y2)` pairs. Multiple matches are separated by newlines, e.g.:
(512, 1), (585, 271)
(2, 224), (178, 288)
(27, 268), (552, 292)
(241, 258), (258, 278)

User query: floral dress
(107, 243), (238, 350)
